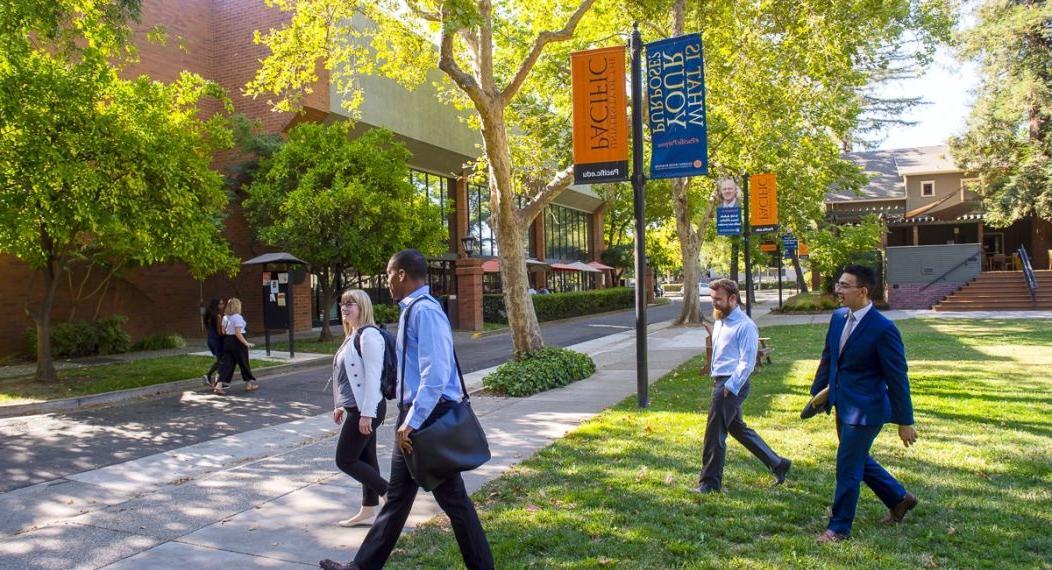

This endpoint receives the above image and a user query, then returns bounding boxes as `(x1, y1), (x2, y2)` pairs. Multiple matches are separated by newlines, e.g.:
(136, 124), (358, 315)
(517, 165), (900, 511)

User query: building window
(409, 168), (451, 244)
(544, 204), (591, 261)
(961, 178), (978, 200)
(468, 182), (495, 257)
(921, 180), (935, 197)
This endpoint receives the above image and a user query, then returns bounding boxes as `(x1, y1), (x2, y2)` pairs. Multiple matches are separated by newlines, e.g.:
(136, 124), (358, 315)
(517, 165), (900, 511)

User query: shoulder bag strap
(403, 296), (470, 402)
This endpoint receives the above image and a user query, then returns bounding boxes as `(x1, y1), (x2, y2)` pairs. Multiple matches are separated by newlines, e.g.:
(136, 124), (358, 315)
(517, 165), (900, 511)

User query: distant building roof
(828, 145), (960, 203)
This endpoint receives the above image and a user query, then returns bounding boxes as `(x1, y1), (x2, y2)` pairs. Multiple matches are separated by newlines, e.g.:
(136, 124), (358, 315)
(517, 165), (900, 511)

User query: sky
(872, 46), (980, 150)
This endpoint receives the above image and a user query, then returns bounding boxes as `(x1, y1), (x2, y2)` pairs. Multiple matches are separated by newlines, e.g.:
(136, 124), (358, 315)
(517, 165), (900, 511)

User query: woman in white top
(216, 297), (258, 395)
(331, 289), (388, 527)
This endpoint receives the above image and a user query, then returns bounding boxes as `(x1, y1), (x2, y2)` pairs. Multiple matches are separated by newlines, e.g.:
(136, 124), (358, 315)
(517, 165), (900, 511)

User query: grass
(388, 318), (1052, 569)
(0, 355), (281, 405)
(269, 337), (346, 355)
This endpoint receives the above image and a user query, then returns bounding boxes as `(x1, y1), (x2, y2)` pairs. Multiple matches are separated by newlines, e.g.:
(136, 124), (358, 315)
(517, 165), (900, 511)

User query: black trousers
(353, 402), (493, 570)
(218, 335), (255, 384)
(336, 401), (389, 507)
(699, 377), (783, 490)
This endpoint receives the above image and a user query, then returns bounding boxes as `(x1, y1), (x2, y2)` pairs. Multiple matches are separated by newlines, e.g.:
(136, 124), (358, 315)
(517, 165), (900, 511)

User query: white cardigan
(331, 327), (385, 418)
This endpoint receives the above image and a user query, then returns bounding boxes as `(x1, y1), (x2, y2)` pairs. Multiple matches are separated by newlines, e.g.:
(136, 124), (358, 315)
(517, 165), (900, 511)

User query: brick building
(0, 0), (608, 356)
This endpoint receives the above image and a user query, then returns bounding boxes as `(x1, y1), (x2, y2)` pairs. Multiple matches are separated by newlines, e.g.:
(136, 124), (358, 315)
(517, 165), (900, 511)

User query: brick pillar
(531, 214), (547, 289)
(455, 258), (483, 331)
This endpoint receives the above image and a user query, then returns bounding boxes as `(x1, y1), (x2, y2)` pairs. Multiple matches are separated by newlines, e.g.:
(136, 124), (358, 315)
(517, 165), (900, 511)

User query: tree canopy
(951, 0), (1052, 227)
(243, 122), (447, 340)
(0, 0), (238, 381)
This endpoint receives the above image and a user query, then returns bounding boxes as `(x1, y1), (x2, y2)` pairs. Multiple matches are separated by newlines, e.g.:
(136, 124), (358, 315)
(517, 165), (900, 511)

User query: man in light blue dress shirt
(322, 249), (492, 570)
(695, 278), (791, 494)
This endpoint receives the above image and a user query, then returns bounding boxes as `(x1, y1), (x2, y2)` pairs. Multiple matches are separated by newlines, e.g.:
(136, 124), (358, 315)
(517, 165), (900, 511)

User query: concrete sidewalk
(0, 319), (705, 569)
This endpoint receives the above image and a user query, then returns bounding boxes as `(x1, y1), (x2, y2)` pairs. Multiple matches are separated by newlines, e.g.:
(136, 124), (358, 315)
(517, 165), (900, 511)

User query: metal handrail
(1018, 245), (1038, 303)
(919, 247), (981, 291)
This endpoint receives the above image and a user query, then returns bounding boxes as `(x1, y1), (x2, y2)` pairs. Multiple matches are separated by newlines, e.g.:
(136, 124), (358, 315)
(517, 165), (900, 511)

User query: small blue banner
(716, 206), (742, 236)
(782, 234), (797, 258)
(646, 34), (708, 179)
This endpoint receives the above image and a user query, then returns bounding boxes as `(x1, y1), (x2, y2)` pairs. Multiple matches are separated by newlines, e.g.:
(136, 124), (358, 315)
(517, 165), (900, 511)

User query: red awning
(587, 261), (615, 271)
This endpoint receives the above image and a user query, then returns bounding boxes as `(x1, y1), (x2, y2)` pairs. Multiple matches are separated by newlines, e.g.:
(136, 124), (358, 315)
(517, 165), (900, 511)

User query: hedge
(775, 292), (840, 313)
(483, 287), (635, 324)
(374, 303), (399, 324)
(482, 346), (596, 397)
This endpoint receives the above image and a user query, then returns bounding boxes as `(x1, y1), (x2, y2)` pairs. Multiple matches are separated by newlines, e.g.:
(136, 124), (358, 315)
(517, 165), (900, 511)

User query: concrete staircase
(933, 270), (1052, 311)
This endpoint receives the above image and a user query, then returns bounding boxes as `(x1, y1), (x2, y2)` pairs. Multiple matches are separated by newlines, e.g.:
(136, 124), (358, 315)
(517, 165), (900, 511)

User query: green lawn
(0, 355), (280, 405)
(389, 319), (1052, 569)
(270, 337), (346, 355)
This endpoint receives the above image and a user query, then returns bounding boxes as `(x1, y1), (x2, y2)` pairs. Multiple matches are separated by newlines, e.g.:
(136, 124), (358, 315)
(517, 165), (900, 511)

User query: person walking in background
(331, 289), (389, 528)
(320, 249), (493, 570)
(216, 297), (258, 395)
(201, 298), (226, 388)
(811, 265), (918, 543)
(695, 278), (791, 494)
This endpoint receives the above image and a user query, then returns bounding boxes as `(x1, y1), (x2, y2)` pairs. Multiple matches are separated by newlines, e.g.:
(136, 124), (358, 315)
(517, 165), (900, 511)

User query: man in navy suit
(811, 265), (919, 543)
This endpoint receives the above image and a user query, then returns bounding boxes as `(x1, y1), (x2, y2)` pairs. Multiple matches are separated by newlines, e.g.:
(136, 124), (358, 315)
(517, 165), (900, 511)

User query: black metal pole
(287, 266), (295, 359)
(743, 173), (753, 317)
(777, 242), (784, 309)
(630, 23), (648, 408)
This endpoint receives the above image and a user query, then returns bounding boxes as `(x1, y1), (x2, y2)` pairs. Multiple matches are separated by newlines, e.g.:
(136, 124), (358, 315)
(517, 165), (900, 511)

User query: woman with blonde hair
(215, 297), (258, 395)
(330, 288), (388, 527)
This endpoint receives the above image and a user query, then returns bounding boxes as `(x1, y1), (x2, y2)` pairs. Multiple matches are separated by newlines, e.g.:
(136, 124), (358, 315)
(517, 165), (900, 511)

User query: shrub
(374, 303), (399, 324)
(776, 292), (840, 313)
(132, 333), (186, 351)
(94, 315), (131, 355)
(24, 315), (132, 359)
(483, 346), (596, 397)
(483, 288), (635, 324)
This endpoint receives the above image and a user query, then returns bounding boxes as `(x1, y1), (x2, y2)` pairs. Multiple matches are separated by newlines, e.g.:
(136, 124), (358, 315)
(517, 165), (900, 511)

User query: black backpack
(353, 324), (398, 400)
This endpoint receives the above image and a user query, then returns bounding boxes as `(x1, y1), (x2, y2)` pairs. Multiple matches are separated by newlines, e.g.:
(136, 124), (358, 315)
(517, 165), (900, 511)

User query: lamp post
(460, 234), (478, 258)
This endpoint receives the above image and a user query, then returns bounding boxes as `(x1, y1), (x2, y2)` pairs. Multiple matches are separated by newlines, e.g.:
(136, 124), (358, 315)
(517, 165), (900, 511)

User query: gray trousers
(699, 377), (783, 489)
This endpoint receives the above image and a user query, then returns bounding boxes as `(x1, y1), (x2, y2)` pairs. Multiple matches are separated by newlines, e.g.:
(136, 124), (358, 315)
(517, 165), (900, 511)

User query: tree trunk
(672, 178), (703, 325)
(32, 258), (62, 383)
(481, 108), (543, 354)
(791, 248), (808, 293)
(317, 267), (338, 342)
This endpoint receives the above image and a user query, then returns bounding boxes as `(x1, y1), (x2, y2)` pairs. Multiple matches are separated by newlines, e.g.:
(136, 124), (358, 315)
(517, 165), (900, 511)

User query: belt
(713, 375), (730, 381)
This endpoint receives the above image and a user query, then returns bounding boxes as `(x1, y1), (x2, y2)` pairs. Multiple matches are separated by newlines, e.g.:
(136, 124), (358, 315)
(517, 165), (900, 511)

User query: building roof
(828, 145), (960, 203)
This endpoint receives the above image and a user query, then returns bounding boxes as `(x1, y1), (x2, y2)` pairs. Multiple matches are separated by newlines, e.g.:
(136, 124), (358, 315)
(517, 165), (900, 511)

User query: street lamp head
(460, 234), (477, 257)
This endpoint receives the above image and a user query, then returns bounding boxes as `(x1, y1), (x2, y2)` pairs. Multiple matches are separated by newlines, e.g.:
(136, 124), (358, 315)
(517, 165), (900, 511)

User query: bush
(776, 292), (840, 313)
(483, 346), (596, 397)
(94, 315), (131, 355)
(24, 315), (132, 359)
(483, 288), (635, 324)
(132, 333), (186, 351)
(374, 303), (399, 324)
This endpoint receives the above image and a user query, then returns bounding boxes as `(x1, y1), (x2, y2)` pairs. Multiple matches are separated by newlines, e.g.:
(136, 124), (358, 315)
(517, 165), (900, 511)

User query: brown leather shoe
(318, 560), (359, 570)
(816, 529), (848, 543)
(882, 492), (918, 524)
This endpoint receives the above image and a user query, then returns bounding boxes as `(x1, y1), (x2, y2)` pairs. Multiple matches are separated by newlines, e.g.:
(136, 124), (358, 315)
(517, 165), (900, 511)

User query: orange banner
(760, 243), (777, 253)
(798, 242), (810, 256)
(571, 46), (628, 184)
(749, 173), (779, 233)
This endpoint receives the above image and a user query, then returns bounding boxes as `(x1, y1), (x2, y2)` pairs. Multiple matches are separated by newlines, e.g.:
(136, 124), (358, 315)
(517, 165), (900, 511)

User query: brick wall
(0, 0), (330, 356)
(886, 282), (962, 310)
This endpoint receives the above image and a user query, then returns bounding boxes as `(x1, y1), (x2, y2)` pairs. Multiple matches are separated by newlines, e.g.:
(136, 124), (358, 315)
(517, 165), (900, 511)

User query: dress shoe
(882, 492), (918, 524)
(691, 483), (719, 494)
(318, 560), (359, 570)
(816, 529), (848, 543)
(772, 459), (792, 486)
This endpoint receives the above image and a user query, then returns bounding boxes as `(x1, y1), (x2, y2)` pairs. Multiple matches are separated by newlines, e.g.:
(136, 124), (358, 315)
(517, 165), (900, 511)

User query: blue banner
(646, 34), (708, 179)
(716, 206), (742, 236)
